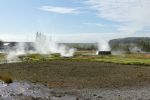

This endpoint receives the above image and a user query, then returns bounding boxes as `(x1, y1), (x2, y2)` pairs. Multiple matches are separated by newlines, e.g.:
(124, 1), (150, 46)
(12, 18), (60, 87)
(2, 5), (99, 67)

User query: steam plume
(5, 33), (75, 62)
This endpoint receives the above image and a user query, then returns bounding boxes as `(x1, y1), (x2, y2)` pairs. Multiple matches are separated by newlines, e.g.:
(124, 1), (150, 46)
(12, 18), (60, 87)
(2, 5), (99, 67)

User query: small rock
(93, 94), (97, 96)
(97, 96), (103, 98)
(10, 93), (15, 96)
(53, 94), (63, 98)
(17, 93), (23, 96)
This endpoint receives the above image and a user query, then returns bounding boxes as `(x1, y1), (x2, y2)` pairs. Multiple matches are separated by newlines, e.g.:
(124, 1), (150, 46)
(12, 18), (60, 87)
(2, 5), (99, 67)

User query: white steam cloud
(5, 33), (75, 62)
(34, 33), (75, 56)
(97, 40), (110, 51)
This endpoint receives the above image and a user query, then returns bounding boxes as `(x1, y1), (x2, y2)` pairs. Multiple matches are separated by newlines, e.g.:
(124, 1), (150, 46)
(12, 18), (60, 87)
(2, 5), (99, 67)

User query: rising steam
(97, 40), (110, 51)
(5, 33), (75, 62)
(34, 33), (75, 56)
(96, 40), (111, 55)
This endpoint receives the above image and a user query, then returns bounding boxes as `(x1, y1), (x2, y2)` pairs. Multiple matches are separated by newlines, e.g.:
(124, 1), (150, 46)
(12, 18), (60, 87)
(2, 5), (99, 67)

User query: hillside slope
(109, 37), (150, 53)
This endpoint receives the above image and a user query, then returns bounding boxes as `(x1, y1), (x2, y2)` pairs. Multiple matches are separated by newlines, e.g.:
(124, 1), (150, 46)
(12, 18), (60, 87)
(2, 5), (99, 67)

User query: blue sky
(0, 0), (150, 42)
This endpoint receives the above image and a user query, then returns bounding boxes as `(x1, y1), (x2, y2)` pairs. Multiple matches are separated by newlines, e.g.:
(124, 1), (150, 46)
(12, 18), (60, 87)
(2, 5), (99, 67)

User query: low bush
(0, 75), (13, 84)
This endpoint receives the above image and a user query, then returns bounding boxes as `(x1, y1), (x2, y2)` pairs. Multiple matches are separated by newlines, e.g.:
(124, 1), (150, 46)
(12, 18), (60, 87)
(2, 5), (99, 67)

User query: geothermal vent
(96, 51), (111, 55)
(96, 41), (111, 55)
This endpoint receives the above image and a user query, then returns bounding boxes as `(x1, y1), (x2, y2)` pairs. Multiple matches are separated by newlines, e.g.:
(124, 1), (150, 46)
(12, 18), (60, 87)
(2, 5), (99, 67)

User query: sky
(0, 0), (150, 42)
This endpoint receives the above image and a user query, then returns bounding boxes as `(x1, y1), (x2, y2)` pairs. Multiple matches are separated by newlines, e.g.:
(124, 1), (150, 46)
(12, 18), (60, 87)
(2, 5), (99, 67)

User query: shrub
(0, 75), (13, 84)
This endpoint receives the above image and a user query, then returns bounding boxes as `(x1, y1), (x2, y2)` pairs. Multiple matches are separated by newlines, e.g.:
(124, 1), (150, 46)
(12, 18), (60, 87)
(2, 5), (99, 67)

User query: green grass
(1, 52), (150, 66)
(15, 54), (150, 66)
(93, 55), (150, 65)
(0, 53), (6, 62)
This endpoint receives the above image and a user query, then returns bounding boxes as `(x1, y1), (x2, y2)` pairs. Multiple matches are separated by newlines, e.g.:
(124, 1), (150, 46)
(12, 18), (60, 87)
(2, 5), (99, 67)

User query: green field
(1, 51), (150, 66)
(93, 54), (150, 65)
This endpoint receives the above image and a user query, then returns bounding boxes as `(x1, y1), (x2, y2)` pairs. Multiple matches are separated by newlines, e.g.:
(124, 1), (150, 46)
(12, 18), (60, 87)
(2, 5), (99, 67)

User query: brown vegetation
(0, 75), (13, 84)
(0, 60), (150, 88)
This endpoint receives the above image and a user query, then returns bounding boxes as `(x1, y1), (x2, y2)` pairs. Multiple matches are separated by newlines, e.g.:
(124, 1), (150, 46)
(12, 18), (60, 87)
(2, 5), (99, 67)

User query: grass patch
(0, 60), (150, 88)
(1, 51), (150, 66)
(17, 53), (150, 66)
(93, 55), (150, 66)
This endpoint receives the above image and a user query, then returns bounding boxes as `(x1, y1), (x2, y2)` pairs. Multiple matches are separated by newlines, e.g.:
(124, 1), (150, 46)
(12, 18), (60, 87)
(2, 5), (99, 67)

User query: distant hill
(1, 37), (150, 52)
(109, 37), (150, 53)
(60, 43), (98, 50)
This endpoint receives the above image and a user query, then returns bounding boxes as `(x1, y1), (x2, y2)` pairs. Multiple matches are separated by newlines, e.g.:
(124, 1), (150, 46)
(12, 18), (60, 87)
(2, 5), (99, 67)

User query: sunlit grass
(14, 53), (150, 65)
(1, 51), (150, 65)
(93, 55), (150, 65)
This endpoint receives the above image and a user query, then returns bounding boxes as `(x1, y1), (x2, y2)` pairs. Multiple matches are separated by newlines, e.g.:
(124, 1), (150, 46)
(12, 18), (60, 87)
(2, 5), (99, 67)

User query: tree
(0, 40), (3, 47)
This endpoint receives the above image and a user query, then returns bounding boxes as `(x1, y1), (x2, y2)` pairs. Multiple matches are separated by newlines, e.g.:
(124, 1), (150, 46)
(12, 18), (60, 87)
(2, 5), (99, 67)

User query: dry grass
(0, 75), (13, 84)
(0, 60), (150, 88)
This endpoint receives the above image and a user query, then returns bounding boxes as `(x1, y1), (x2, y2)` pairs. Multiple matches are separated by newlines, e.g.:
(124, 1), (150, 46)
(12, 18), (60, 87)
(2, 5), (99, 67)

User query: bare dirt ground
(0, 60), (150, 99)
(0, 60), (150, 88)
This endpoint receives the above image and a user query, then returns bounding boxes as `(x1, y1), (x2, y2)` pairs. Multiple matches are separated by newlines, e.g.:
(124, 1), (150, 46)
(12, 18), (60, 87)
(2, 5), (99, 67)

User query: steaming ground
(1, 34), (150, 99)
(4, 33), (76, 63)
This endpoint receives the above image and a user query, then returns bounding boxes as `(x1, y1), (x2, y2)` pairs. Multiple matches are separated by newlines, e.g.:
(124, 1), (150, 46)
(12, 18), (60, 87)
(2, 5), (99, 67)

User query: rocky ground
(1, 81), (150, 100)
(1, 60), (150, 99)
(0, 81), (79, 100)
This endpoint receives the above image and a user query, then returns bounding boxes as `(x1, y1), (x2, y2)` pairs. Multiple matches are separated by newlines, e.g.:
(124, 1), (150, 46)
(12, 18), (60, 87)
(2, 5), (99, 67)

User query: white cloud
(40, 6), (79, 14)
(83, 22), (105, 27)
(84, 0), (150, 34)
